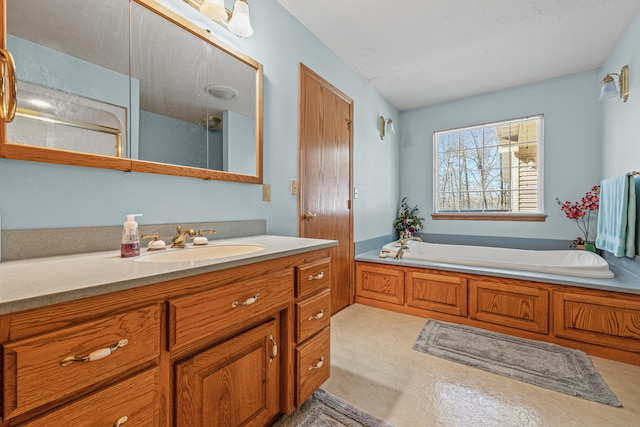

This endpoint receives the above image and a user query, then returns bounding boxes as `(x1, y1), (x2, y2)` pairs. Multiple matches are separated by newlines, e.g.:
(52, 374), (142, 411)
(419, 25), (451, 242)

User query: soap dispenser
(121, 214), (142, 258)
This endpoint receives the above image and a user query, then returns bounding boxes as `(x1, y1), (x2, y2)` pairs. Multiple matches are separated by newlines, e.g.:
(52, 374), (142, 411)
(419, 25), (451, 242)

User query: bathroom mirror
(2, 0), (263, 183)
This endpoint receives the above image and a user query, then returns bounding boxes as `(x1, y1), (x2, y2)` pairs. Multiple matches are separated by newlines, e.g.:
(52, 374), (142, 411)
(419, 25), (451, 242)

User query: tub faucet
(394, 236), (422, 260)
(171, 226), (195, 248)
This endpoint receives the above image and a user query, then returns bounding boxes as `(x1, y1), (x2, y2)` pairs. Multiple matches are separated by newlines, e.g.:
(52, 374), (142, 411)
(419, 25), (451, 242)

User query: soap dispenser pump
(121, 214), (142, 258)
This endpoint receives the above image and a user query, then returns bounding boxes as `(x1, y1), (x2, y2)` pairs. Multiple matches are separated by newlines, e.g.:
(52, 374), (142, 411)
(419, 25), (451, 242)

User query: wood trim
(1, 143), (132, 172)
(130, 159), (262, 183)
(431, 213), (547, 222)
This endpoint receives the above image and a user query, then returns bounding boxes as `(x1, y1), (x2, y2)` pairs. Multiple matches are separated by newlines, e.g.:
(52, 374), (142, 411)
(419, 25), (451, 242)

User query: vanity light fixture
(599, 65), (629, 102)
(379, 116), (395, 140)
(186, 0), (253, 37)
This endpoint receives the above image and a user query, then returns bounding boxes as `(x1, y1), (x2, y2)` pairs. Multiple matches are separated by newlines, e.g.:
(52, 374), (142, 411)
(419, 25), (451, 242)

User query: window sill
(431, 213), (547, 222)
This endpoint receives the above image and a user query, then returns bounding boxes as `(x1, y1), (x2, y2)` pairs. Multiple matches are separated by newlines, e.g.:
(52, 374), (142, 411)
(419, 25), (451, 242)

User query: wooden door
(298, 64), (353, 314)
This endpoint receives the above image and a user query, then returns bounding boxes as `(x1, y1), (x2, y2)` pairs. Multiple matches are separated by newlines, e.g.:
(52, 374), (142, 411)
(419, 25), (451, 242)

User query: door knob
(304, 211), (317, 220)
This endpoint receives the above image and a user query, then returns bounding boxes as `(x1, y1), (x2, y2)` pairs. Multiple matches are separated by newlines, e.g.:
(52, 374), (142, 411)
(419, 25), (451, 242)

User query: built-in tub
(380, 240), (614, 279)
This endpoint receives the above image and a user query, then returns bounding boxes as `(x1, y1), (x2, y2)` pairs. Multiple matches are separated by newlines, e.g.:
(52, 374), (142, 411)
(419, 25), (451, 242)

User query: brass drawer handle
(308, 356), (324, 371)
(114, 416), (128, 427)
(308, 310), (324, 321)
(269, 333), (277, 364)
(231, 293), (260, 307)
(308, 272), (324, 281)
(59, 339), (129, 367)
(303, 211), (317, 220)
(0, 48), (17, 123)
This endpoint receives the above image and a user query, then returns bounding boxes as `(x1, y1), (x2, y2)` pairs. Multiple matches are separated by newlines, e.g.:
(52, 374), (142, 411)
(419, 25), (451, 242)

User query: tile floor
(321, 304), (640, 427)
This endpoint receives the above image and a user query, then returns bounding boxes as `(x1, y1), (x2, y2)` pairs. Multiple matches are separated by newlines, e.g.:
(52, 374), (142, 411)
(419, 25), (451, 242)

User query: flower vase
(400, 230), (412, 240)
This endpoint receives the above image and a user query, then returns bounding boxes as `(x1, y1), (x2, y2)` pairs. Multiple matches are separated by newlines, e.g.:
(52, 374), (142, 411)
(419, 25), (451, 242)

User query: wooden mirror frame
(0, 0), (263, 184)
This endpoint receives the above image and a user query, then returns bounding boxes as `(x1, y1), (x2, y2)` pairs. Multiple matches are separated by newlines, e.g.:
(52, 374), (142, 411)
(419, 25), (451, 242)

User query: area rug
(273, 389), (394, 427)
(412, 319), (621, 407)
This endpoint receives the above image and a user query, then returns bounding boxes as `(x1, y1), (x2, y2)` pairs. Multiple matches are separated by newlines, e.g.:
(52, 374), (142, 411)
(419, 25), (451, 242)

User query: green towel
(595, 174), (637, 258)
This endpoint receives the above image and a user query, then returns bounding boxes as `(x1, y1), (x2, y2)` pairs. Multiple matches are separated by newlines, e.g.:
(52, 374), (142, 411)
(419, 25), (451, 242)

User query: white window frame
(433, 115), (544, 218)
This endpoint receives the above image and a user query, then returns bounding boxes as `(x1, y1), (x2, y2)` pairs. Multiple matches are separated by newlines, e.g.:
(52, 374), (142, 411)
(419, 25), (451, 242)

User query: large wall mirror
(2, 0), (263, 183)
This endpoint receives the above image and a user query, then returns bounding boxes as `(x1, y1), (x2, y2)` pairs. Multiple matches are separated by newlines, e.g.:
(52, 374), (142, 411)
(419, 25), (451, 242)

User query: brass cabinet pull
(303, 211), (317, 220)
(59, 339), (129, 366)
(231, 293), (260, 307)
(308, 310), (324, 321)
(269, 333), (277, 363)
(0, 48), (18, 123)
(114, 416), (128, 427)
(308, 356), (324, 371)
(308, 272), (324, 281)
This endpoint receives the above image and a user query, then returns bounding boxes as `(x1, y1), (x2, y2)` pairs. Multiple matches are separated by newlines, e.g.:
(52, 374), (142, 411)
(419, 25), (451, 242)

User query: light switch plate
(263, 184), (271, 202)
(290, 179), (298, 195)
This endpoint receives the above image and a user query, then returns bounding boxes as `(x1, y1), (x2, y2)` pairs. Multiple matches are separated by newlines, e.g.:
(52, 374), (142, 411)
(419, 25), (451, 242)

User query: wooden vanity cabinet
(0, 249), (332, 426)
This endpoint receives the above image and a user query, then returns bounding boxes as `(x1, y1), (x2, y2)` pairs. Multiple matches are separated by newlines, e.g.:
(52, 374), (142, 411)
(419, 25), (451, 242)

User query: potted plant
(393, 197), (424, 240)
(556, 185), (600, 251)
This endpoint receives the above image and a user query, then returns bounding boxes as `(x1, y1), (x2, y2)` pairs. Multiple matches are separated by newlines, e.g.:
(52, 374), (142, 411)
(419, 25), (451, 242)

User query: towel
(595, 174), (637, 257)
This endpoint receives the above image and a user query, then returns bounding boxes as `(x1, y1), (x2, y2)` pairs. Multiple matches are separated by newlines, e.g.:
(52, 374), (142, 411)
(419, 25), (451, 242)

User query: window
(434, 116), (543, 217)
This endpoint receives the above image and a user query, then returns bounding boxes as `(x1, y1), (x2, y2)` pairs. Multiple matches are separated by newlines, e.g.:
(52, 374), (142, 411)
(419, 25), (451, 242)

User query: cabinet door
(553, 290), (640, 352)
(356, 263), (404, 305)
(407, 271), (467, 316)
(469, 279), (549, 333)
(175, 320), (279, 427)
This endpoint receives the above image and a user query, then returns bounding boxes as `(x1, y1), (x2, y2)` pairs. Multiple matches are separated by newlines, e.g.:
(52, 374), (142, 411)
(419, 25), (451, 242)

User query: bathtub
(380, 240), (614, 279)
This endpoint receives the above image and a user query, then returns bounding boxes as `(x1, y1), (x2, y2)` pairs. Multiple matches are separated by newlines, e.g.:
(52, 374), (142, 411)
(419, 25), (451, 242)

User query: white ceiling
(276, 0), (640, 111)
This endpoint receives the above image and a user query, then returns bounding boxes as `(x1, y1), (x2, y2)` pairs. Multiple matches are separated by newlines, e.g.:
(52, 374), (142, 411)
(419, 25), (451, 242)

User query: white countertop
(0, 235), (337, 315)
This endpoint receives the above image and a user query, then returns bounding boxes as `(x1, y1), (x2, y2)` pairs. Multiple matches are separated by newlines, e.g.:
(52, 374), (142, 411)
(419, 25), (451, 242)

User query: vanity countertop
(0, 235), (337, 315)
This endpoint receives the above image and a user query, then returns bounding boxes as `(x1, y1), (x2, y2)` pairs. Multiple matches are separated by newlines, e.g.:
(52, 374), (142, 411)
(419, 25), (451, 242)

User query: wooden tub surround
(0, 249), (332, 427)
(356, 261), (640, 366)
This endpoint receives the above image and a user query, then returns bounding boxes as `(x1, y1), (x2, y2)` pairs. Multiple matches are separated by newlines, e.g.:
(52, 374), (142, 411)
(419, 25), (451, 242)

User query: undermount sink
(135, 244), (265, 263)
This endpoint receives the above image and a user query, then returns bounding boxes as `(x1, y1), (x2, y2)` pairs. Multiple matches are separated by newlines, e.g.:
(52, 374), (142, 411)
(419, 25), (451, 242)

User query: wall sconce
(379, 116), (395, 140)
(185, 0), (253, 37)
(599, 65), (629, 102)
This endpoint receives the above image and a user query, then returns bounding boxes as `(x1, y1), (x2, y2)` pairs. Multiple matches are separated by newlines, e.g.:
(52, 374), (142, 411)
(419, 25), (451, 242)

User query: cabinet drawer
(296, 327), (330, 406)
(296, 289), (331, 342)
(553, 291), (640, 352)
(407, 271), (467, 316)
(22, 368), (158, 427)
(296, 258), (331, 298)
(469, 280), (548, 334)
(168, 270), (293, 352)
(2, 305), (161, 419)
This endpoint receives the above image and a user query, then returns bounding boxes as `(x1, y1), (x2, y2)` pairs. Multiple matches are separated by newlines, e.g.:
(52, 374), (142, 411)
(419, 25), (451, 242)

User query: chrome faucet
(171, 226), (195, 248)
(394, 236), (422, 260)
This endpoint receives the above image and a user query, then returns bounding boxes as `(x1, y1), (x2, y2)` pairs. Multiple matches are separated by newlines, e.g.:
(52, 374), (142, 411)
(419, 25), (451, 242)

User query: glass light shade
(599, 75), (619, 100)
(200, 0), (228, 22)
(386, 119), (396, 135)
(228, 0), (253, 37)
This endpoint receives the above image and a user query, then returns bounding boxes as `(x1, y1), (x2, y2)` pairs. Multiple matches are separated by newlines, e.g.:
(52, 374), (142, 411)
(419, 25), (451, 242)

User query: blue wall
(399, 72), (602, 240)
(397, 13), (640, 244)
(0, 0), (399, 242)
(600, 14), (640, 179)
